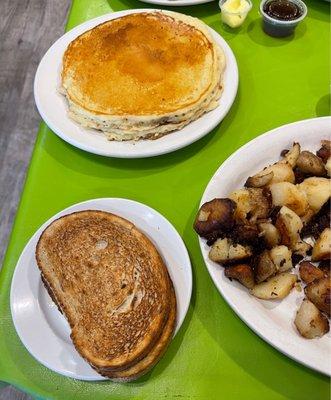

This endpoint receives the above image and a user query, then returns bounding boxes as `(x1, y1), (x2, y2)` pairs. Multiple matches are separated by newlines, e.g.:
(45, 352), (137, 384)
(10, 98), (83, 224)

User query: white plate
(10, 198), (192, 381)
(199, 117), (331, 376)
(138, 0), (213, 6)
(34, 9), (238, 158)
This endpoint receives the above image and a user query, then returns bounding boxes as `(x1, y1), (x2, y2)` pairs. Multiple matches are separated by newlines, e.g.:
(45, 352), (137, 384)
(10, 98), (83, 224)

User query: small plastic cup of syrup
(260, 0), (307, 37)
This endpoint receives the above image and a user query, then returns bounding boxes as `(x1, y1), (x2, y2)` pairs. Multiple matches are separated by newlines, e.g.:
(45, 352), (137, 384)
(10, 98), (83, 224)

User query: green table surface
(0, 0), (330, 399)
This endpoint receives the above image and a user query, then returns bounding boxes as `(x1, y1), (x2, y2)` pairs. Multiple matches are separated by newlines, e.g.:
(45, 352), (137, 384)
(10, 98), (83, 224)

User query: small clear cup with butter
(219, 0), (252, 28)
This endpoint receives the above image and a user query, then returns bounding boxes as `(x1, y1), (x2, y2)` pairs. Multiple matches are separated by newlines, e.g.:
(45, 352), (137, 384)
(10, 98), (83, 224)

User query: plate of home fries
(195, 117), (331, 375)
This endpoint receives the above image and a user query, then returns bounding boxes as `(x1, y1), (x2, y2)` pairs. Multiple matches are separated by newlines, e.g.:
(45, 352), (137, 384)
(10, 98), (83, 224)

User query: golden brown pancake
(61, 11), (225, 140)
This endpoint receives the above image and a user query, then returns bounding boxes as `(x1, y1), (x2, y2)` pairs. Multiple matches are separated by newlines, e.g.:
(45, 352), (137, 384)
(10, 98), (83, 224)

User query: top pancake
(62, 11), (222, 117)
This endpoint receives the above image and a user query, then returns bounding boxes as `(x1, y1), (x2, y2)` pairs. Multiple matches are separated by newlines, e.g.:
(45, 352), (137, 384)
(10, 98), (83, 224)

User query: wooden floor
(0, 0), (70, 399)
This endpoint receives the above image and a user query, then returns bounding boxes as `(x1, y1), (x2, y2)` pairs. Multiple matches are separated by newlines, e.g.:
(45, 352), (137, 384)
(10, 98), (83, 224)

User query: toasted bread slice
(98, 283), (177, 381)
(36, 210), (172, 372)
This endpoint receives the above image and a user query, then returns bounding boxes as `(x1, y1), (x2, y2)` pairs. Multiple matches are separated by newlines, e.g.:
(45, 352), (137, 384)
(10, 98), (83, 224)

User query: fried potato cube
(298, 177), (331, 213)
(269, 182), (308, 216)
(245, 171), (274, 188)
(296, 151), (326, 176)
(281, 142), (301, 168)
(194, 198), (236, 239)
(325, 157), (331, 177)
(255, 250), (277, 283)
(224, 264), (255, 289)
(230, 188), (270, 222)
(294, 299), (329, 339)
(305, 277), (331, 316)
(299, 261), (325, 284)
(316, 140), (331, 164)
(247, 162), (295, 186)
(311, 228), (331, 261)
(230, 189), (251, 221)
(251, 272), (297, 300)
(275, 206), (303, 248)
(270, 245), (293, 272)
(293, 240), (312, 258)
(258, 222), (281, 248)
(209, 238), (252, 264)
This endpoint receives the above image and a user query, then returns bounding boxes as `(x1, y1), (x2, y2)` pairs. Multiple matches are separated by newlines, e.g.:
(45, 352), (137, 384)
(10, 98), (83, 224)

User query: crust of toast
(36, 210), (172, 371)
(98, 281), (177, 381)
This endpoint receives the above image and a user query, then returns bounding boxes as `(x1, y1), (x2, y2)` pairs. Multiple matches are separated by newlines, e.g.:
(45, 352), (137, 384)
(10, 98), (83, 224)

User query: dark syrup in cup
(263, 0), (302, 21)
(260, 0), (307, 37)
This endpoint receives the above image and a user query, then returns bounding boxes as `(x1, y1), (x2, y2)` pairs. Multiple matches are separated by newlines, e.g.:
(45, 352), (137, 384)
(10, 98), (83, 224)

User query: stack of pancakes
(61, 11), (225, 141)
(36, 210), (177, 381)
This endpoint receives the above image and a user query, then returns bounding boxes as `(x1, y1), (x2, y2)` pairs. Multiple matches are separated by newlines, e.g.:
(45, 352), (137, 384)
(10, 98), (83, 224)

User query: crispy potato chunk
(228, 243), (253, 262)
(298, 177), (331, 213)
(316, 140), (331, 164)
(312, 228), (331, 261)
(230, 189), (250, 221)
(301, 199), (330, 239)
(194, 198), (236, 239)
(245, 162), (295, 188)
(224, 264), (255, 289)
(245, 171), (274, 188)
(301, 208), (315, 226)
(251, 272), (297, 300)
(255, 250), (278, 283)
(326, 157), (331, 177)
(264, 162), (295, 184)
(305, 277), (331, 316)
(209, 238), (229, 263)
(293, 240), (312, 258)
(299, 261), (325, 284)
(270, 182), (308, 216)
(294, 299), (329, 339)
(270, 245), (293, 272)
(231, 222), (259, 245)
(209, 238), (252, 264)
(247, 188), (271, 222)
(319, 260), (331, 277)
(296, 151), (326, 176)
(258, 222), (281, 248)
(230, 188), (270, 223)
(275, 206), (303, 248)
(281, 142), (301, 168)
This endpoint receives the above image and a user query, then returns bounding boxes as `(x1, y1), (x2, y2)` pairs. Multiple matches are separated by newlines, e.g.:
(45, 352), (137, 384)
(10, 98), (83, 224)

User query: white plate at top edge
(10, 198), (192, 381)
(138, 0), (214, 6)
(34, 9), (238, 158)
(199, 117), (331, 376)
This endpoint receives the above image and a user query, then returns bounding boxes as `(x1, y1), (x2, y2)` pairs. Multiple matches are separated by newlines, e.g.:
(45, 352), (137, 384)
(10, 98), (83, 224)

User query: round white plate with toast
(34, 9), (238, 158)
(11, 198), (192, 381)
(198, 117), (331, 376)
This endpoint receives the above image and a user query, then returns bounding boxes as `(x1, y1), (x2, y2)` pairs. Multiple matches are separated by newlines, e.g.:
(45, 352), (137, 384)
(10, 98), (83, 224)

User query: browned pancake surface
(62, 12), (215, 115)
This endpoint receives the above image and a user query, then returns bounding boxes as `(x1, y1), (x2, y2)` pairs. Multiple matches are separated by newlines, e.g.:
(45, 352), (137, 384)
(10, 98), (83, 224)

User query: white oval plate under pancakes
(199, 117), (331, 376)
(11, 198), (192, 381)
(34, 9), (238, 158)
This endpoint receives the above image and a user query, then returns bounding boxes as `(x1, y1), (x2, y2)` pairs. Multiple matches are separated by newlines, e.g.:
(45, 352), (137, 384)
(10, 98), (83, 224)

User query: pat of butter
(221, 0), (250, 28)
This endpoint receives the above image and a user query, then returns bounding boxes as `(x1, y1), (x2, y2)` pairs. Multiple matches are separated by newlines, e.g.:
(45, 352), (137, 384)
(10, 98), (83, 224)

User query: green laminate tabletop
(0, 0), (330, 399)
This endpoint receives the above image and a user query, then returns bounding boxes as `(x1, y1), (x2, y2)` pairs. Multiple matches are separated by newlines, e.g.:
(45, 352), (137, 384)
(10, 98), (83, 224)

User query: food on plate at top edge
(194, 140), (331, 339)
(60, 11), (225, 141)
